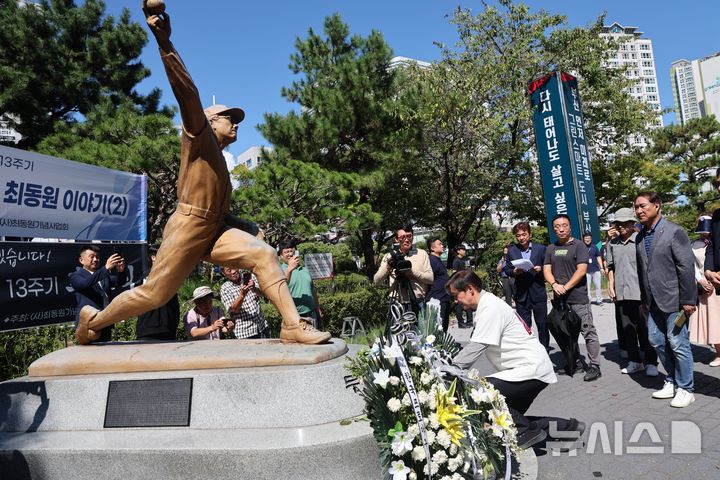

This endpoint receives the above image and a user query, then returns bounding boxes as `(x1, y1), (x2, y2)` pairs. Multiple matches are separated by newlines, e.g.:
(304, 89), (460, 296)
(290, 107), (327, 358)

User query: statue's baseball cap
(204, 104), (245, 124)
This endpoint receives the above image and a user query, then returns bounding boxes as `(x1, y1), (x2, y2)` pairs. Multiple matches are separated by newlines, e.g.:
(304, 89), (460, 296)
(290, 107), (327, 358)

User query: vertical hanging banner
(529, 72), (600, 243)
(0, 145), (147, 241)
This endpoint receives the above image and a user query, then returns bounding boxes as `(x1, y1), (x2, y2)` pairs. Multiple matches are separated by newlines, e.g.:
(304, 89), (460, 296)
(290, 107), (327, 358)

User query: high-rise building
(670, 52), (720, 125)
(0, 114), (22, 144)
(388, 56), (431, 70)
(235, 145), (271, 172)
(601, 23), (663, 134)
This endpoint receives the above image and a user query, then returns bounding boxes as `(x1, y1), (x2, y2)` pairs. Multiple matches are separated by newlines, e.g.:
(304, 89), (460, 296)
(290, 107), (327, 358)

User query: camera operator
(373, 224), (433, 314)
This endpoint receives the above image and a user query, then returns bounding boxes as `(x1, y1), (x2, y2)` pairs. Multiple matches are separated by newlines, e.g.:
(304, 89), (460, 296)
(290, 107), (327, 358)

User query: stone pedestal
(0, 339), (381, 480)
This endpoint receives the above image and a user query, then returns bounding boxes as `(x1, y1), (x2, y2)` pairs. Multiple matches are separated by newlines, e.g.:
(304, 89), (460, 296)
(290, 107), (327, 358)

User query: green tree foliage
(646, 116), (720, 229)
(254, 13), (413, 274)
(38, 99), (180, 243)
(232, 150), (357, 247)
(408, 0), (655, 231)
(0, 0), (164, 148)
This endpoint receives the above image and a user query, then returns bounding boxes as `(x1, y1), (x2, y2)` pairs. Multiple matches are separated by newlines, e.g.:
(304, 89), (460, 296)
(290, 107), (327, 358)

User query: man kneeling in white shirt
(448, 270), (584, 450)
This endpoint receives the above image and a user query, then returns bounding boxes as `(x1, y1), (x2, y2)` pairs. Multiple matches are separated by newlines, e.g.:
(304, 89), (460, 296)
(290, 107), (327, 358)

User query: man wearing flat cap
(75, 1), (330, 345)
(606, 208), (658, 377)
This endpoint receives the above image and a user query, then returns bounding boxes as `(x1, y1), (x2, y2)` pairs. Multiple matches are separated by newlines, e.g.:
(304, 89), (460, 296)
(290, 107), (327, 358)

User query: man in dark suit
(504, 222), (549, 350)
(635, 192), (697, 408)
(69, 246), (124, 343)
(705, 169), (720, 292)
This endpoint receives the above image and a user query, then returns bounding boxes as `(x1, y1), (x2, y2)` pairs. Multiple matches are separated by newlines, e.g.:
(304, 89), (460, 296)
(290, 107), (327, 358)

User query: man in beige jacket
(374, 224), (433, 314)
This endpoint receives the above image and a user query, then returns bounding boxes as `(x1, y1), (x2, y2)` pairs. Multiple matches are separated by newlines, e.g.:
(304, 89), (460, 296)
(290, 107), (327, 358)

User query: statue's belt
(176, 202), (222, 221)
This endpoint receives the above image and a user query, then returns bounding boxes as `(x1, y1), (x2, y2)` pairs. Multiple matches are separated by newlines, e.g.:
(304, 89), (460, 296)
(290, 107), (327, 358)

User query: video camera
(387, 243), (412, 274)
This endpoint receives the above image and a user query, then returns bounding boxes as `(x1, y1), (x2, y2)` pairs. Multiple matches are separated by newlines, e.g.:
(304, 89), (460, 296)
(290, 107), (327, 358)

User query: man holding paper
(504, 222), (550, 349)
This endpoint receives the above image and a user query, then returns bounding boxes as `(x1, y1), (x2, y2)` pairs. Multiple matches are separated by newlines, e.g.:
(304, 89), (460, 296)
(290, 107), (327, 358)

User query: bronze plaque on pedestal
(104, 378), (192, 428)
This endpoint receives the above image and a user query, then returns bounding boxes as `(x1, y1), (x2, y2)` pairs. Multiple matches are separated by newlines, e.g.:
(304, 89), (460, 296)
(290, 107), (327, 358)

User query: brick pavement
(449, 299), (720, 480)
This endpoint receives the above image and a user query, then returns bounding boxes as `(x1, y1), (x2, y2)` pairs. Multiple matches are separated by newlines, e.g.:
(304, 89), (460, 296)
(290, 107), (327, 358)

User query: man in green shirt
(278, 240), (323, 329)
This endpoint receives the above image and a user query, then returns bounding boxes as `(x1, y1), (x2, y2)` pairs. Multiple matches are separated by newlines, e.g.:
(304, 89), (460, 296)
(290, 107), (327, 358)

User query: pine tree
(0, 0), (165, 148)
(255, 13), (412, 273)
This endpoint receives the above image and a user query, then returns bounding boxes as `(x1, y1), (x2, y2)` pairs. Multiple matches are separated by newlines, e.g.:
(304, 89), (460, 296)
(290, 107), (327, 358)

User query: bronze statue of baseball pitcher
(75, 1), (330, 345)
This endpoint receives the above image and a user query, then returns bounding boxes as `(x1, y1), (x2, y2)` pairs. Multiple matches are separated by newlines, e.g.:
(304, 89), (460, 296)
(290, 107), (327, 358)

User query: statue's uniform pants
(88, 204), (296, 331)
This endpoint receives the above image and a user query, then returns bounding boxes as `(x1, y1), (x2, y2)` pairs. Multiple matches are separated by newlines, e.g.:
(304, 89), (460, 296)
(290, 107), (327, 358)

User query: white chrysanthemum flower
(436, 429), (452, 449)
(420, 372), (433, 385)
(408, 424), (420, 437)
(387, 397), (402, 412)
(408, 472), (417, 480)
(452, 473), (464, 480)
(432, 449), (448, 465)
(401, 393), (412, 406)
(417, 390), (429, 405)
(389, 376), (401, 386)
(447, 457), (460, 472)
(373, 369), (391, 389)
(411, 445), (426, 461)
(423, 462), (440, 476)
(409, 356), (423, 366)
(426, 334), (436, 344)
(449, 444), (458, 456)
(429, 412), (441, 429)
(439, 476), (453, 480)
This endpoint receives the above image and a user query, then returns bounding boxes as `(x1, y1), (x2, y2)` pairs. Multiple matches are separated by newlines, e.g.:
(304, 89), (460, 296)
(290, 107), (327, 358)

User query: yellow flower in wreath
(435, 379), (479, 446)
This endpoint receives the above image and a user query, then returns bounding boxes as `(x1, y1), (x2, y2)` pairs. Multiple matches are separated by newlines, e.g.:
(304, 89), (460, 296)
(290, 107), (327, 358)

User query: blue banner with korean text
(0, 241), (147, 332)
(529, 72), (600, 243)
(0, 145), (147, 241)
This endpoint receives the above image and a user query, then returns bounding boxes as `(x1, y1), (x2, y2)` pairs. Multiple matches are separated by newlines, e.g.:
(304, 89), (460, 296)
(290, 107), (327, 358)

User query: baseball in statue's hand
(144, 0), (165, 15)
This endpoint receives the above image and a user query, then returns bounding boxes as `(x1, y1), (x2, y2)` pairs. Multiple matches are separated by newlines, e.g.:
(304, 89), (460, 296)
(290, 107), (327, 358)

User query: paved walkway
(448, 300), (720, 480)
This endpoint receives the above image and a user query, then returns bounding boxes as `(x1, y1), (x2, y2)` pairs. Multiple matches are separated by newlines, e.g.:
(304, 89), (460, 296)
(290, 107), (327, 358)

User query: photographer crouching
(373, 224), (434, 316)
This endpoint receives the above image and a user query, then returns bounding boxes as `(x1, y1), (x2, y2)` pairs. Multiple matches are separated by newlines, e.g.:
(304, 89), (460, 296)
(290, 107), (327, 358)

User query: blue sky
(106, 1), (719, 158)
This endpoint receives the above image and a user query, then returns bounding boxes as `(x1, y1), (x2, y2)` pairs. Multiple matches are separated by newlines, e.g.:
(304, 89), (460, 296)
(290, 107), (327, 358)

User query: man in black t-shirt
(425, 237), (452, 331)
(544, 214), (602, 381)
(452, 245), (473, 328)
(136, 245), (180, 341)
